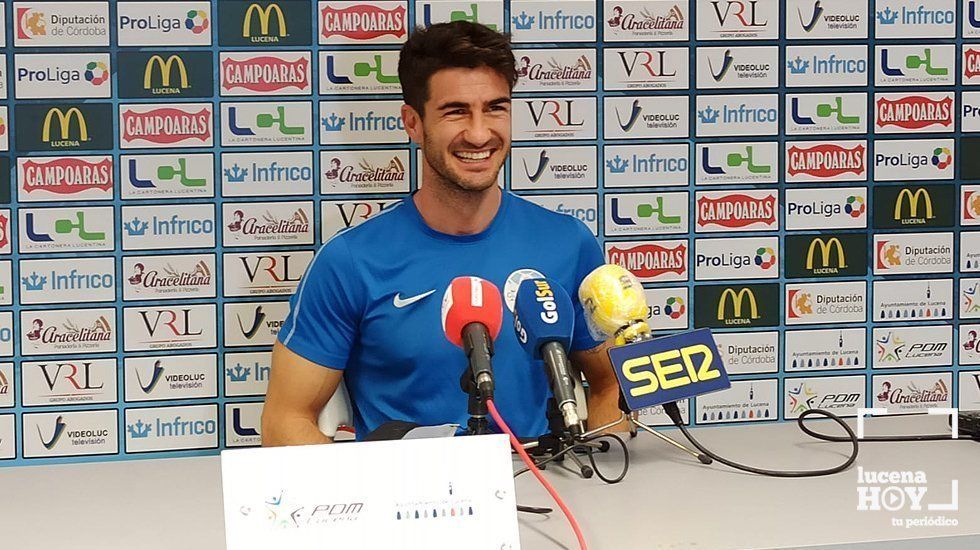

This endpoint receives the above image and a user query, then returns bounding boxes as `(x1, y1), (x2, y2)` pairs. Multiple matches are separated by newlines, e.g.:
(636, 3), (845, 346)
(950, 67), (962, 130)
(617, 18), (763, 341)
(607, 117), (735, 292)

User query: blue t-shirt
(278, 190), (605, 438)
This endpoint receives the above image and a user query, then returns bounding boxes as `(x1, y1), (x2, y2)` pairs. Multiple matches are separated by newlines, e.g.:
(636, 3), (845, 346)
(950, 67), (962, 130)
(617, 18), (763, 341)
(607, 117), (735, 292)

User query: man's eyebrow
(435, 97), (512, 111)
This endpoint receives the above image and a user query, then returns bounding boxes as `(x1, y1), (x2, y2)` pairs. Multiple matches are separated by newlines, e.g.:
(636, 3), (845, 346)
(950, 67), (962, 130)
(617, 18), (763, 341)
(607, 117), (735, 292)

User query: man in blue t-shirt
(262, 21), (624, 444)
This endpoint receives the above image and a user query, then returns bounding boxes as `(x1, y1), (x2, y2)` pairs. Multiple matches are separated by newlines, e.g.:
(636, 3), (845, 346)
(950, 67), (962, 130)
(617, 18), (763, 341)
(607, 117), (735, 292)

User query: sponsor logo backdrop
(0, 0), (977, 465)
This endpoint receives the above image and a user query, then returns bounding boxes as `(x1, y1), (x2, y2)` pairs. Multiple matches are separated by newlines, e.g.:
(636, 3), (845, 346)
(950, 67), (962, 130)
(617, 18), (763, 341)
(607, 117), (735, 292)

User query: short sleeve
(569, 219), (607, 352)
(278, 235), (363, 369)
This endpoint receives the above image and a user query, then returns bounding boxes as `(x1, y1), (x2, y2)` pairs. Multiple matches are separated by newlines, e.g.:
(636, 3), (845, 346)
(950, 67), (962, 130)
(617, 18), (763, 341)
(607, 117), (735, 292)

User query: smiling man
(262, 21), (624, 445)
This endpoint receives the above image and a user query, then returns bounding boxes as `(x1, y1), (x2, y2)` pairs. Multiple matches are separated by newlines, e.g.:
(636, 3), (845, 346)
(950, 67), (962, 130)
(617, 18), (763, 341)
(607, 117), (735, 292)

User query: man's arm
(570, 340), (629, 432)
(261, 341), (343, 446)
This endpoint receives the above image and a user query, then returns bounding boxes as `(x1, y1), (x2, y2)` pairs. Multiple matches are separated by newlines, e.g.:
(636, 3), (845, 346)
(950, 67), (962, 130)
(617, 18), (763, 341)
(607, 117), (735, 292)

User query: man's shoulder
(330, 197), (411, 244)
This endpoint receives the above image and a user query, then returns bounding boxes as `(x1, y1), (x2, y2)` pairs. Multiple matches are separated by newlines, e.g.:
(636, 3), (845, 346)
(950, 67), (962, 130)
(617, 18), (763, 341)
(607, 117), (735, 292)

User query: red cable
(486, 399), (588, 550)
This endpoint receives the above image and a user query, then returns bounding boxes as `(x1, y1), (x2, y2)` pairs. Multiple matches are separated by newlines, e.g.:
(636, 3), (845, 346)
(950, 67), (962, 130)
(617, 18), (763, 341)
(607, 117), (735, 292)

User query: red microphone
(441, 276), (503, 399)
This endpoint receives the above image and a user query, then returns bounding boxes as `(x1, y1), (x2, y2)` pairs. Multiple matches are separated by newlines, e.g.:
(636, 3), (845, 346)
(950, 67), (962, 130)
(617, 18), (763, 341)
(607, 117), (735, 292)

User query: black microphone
(441, 276), (504, 400)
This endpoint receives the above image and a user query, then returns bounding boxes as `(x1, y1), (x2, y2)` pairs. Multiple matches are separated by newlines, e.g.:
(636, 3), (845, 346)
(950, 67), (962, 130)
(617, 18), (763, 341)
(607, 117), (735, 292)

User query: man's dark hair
(398, 21), (516, 117)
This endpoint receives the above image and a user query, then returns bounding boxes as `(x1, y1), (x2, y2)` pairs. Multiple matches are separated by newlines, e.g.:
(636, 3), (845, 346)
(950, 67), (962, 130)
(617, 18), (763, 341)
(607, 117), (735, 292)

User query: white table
(1, 415), (977, 549)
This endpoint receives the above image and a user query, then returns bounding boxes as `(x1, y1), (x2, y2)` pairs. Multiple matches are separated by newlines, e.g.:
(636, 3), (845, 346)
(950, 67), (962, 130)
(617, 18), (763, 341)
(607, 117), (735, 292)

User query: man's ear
(401, 104), (423, 145)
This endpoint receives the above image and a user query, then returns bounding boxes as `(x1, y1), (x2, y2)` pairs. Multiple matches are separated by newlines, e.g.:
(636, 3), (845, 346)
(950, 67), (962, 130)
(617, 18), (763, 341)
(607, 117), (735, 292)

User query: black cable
(663, 403), (859, 478)
(800, 414), (979, 443)
(584, 433), (629, 484)
(517, 504), (552, 515)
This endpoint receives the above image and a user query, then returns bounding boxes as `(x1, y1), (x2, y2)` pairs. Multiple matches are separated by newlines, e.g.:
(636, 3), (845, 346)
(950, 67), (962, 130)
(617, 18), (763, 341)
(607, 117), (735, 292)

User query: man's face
(403, 66), (511, 192)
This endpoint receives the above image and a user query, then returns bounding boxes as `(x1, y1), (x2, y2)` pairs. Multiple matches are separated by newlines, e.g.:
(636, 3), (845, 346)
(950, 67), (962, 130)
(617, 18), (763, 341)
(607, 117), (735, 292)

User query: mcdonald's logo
(894, 188), (933, 222)
(42, 107), (87, 143)
(144, 55), (188, 90)
(717, 288), (758, 322)
(806, 238), (846, 270)
(243, 3), (286, 39)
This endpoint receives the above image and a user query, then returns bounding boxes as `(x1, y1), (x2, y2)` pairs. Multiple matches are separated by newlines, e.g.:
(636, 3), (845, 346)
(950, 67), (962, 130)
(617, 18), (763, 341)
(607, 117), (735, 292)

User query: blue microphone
(513, 277), (583, 434)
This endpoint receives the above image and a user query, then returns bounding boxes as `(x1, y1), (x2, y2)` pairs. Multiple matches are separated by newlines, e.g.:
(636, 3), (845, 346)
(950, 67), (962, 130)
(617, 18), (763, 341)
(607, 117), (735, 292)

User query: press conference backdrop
(1, 0), (980, 466)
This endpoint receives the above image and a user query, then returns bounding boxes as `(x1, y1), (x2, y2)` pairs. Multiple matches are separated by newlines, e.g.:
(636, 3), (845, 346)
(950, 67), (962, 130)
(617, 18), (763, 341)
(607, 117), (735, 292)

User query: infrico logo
(319, 2), (407, 44)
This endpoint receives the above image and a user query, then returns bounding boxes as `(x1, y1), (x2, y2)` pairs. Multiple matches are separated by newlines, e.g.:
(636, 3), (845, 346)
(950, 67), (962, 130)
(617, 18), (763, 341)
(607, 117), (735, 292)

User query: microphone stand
(523, 398), (612, 480)
(461, 370), (492, 436)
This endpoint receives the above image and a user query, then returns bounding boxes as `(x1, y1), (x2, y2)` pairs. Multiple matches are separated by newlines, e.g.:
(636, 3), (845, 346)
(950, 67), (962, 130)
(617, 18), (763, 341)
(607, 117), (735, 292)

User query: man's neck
(414, 175), (502, 236)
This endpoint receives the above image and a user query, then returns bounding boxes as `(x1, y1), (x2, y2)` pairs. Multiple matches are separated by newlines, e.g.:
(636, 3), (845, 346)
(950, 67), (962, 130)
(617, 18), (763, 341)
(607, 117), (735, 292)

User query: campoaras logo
(320, 4), (406, 41)
(21, 157), (113, 195)
(607, 242), (687, 279)
(787, 143), (866, 179)
(697, 193), (777, 228)
(876, 96), (953, 130)
(221, 55), (309, 93)
(121, 106), (211, 145)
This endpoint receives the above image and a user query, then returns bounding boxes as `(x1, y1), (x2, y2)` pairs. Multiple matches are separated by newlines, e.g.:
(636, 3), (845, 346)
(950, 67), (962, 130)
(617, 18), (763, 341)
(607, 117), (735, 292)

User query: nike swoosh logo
(393, 290), (436, 308)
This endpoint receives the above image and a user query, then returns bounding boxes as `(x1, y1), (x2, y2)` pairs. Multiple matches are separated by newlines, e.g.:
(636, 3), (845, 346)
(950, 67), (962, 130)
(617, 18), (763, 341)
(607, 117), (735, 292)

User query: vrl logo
(791, 97), (860, 126)
(335, 202), (391, 228)
(128, 158), (207, 189)
(708, 49), (735, 81)
(25, 211), (105, 242)
(324, 55), (398, 84)
(228, 105), (305, 136)
(241, 255), (303, 284)
(140, 309), (204, 338)
(881, 48), (948, 77)
(522, 150), (549, 182)
(39, 362), (103, 392)
(701, 146), (771, 175)
(617, 50), (676, 78)
(611, 197), (680, 226)
(421, 3), (495, 30)
(711, 0), (768, 28)
(527, 100), (584, 128)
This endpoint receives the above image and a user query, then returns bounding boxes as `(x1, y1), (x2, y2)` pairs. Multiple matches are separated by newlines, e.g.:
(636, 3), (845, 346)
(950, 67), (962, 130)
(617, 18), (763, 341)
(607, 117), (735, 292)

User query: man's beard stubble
(421, 133), (506, 197)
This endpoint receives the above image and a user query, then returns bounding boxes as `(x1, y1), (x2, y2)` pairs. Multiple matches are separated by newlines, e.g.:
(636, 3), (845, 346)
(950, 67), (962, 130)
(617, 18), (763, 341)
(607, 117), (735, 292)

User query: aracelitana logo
(220, 1), (312, 46)
(604, 2), (687, 41)
(784, 234), (867, 278)
(125, 404), (219, 453)
(876, 45), (955, 86)
(785, 45), (868, 87)
(786, 281), (867, 325)
(605, 192), (688, 235)
(14, 53), (111, 99)
(223, 252), (313, 296)
(512, 97), (597, 141)
(22, 308), (115, 355)
(873, 373), (952, 413)
(510, 1), (597, 43)
(223, 101), (312, 146)
(695, 380), (776, 423)
(15, 104), (113, 152)
(875, 93), (954, 133)
(120, 103), (213, 149)
(694, 284), (779, 328)
(318, 1), (407, 44)
(19, 257), (116, 305)
(513, 49), (595, 92)
(785, 187), (867, 230)
(225, 302), (290, 347)
(874, 0), (955, 39)
(874, 325), (952, 368)
(220, 52), (311, 96)
(695, 190), (777, 232)
(319, 100), (405, 144)
(122, 204), (216, 251)
(696, 46), (778, 89)
(785, 140), (866, 182)
(321, 150), (408, 194)
(696, 0), (777, 40)
(116, 1), (212, 46)
(223, 151), (314, 197)
(602, 47), (688, 90)
(695, 94), (779, 137)
(605, 240), (688, 282)
(786, 94), (867, 135)
(225, 352), (272, 397)
(416, 1), (503, 30)
(786, 0), (866, 39)
(874, 278), (952, 321)
(122, 153), (214, 199)
(224, 202), (314, 246)
(696, 142), (777, 185)
(785, 375), (865, 419)
(873, 185), (955, 229)
(123, 254), (215, 301)
(21, 358), (116, 406)
(605, 96), (688, 139)
(695, 236), (778, 281)
(123, 304), (217, 351)
(15, 2), (109, 47)
(124, 355), (218, 402)
(23, 410), (118, 458)
(318, 50), (401, 95)
(960, 326), (980, 365)
(785, 327), (866, 371)
(0, 365), (12, 409)
(19, 207), (113, 253)
(874, 232), (953, 275)
(512, 146), (597, 190)
(712, 332), (778, 375)
(606, 143), (688, 187)
(17, 156), (113, 202)
(117, 51), (214, 99)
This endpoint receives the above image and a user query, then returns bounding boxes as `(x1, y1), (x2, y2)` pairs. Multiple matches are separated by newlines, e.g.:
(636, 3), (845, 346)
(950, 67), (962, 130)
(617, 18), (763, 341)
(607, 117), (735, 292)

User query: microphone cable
(800, 412), (979, 443)
(487, 399), (588, 550)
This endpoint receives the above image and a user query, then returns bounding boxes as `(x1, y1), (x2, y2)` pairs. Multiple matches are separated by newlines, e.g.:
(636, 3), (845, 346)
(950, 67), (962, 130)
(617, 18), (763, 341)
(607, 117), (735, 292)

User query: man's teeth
(455, 151), (491, 160)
